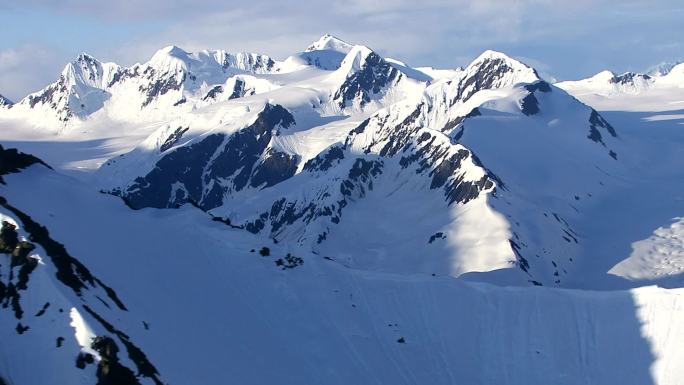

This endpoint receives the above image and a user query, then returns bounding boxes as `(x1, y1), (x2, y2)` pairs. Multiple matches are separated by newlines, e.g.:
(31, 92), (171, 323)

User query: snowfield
(1, 165), (683, 385)
(1, 34), (684, 384)
(556, 63), (684, 112)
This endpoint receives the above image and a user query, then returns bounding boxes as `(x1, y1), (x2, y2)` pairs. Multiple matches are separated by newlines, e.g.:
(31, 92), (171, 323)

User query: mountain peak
(458, 50), (541, 95)
(469, 50), (537, 76)
(338, 45), (376, 73)
(75, 52), (98, 63)
(592, 70), (616, 80)
(0, 94), (12, 107)
(474, 49), (515, 61)
(646, 60), (684, 76)
(150, 45), (191, 64)
(663, 62), (684, 80)
(305, 34), (353, 53)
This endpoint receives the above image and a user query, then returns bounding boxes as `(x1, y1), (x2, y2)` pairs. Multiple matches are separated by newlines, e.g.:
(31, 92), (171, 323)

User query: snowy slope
(610, 217), (684, 282)
(557, 64), (684, 111)
(648, 60), (684, 76)
(293, 34), (354, 70)
(2, 155), (684, 385)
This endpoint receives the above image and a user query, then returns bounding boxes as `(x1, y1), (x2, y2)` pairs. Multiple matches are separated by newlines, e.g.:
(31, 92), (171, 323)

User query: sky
(0, 0), (683, 100)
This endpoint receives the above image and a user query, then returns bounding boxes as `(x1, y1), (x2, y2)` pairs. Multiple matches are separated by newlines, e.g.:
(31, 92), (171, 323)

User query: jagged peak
(471, 50), (530, 68)
(473, 50), (516, 62)
(305, 34), (354, 53)
(62, 52), (102, 73)
(0, 94), (12, 107)
(148, 45), (192, 69)
(75, 52), (99, 63)
(57, 51), (122, 91)
(338, 45), (378, 74)
(466, 50), (539, 82)
(157, 45), (189, 57)
(445, 50), (541, 102)
(590, 70), (617, 80)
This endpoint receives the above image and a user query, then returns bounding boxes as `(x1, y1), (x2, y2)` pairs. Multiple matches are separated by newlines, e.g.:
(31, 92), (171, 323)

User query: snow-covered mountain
(556, 64), (684, 111)
(1, 47), (279, 126)
(2, 34), (684, 385)
(3, 144), (684, 385)
(294, 33), (354, 70)
(558, 70), (655, 96)
(92, 46), (620, 286)
(0, 94), (12, 108)
(0, 35), (432, 129)
(647, 60), (684, 76)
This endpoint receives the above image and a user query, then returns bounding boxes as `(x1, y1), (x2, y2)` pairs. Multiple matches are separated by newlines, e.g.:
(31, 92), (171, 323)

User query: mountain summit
(305, 34), (354, 53)
(0, 94), (13, 108)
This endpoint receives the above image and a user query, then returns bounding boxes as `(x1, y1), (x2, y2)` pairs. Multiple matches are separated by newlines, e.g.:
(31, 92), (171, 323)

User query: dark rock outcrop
(120, 104), (296, 210)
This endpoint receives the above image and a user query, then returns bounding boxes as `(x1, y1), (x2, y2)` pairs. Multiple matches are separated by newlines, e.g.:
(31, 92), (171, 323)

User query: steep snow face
(8, 54), (122, 123)
(659, 62), (684, 85)
(324, 45), (425, 113)
(557, 66), (684, 111)
(647, 60), (684, 76)
(0, 148), (165, 385)
(305, 34), (354, 53)
(414, 66), (464, 81)
(290, 34), (355, 71)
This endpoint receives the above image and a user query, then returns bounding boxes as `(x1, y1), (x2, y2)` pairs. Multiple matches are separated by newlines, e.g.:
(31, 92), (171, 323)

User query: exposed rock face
(118, 104), (297, 210)
(7, 47), (279, 124)
(0, 179), (164, 385)
(587, 109), (619, 159)
(448, 51), (541, 106)
(0, 145), (50, 184)
(159, 126), (189, 153)
(610, 72), (652, 85)
(333, 49), (403, 108)
(0, 94), (13, 108)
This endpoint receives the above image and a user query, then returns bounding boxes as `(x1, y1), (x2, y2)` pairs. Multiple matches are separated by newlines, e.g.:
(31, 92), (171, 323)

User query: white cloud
(0, 44), (65, 101)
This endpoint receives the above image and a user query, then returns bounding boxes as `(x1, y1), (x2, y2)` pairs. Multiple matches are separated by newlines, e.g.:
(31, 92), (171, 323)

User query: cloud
(94, 0), (598, 65)
(0, 44), (65, 101)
